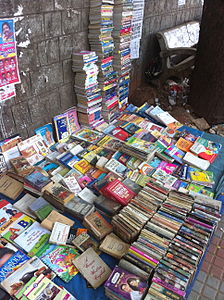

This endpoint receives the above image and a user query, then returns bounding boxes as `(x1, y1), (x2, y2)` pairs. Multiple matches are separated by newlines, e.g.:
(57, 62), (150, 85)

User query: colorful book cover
(157, 161), (177, 175)
(164, 145), (185, 164)
(196, 137), (222, 153)
(0, 240), (29, 282)
(25, 170), (51, 191)
(35, 123), (55, 147)
(73, 159), (92, 174)
(14, 222), (50, 257)
(1, 256), (55, 296)
(189, 171), (215, 185)
(73, 128), (103, 144)
(67, 108), (80, 134)
(53, 113), (70, 142)
(110, 127), (130, 141)
(0, 199), (23, 234)
(2, 215), (34, 242)
(40, 244), (79, 283)
(138, 162), (154, 176)
(175, 137), (193, 152)
(104, 266), (147, 300)
(190, 142), (218, 163)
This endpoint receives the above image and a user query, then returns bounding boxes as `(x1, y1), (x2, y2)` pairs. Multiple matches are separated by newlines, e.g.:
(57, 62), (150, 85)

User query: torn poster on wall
(130, 0), (145, 60)
(0, 19), (20, 101)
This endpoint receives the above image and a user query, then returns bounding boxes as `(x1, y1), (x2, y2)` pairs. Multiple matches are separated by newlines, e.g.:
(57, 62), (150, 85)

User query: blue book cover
(0, 245), (29, 282)
(35, 123), (55, 147)
(53, 113), (70, 142)
(25, 170), (51, 191)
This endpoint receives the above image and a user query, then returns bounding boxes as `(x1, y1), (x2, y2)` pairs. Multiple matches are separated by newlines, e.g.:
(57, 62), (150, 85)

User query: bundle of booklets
(113, 0), (133, 109)
(0, 100), (223, 299)
(89, 0), (120, 123)
(72, 51), (103, 127)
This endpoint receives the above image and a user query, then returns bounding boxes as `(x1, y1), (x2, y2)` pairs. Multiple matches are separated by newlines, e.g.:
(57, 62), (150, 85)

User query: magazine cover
(35, 123), (55, 147)
(105, 266), (147, 300)
(40, 245), (79, 283)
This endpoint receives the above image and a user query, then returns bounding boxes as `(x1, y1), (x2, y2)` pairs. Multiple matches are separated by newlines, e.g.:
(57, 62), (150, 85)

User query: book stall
(0, 99), (224, 300)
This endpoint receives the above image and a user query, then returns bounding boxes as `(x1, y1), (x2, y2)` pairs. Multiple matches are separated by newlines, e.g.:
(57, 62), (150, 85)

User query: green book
(29, 197), (54, 221)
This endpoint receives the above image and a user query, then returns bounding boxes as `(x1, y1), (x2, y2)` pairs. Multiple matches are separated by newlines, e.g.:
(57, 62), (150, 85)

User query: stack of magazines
(72, 51), (103, 127)
(113, 0), (133, 109)
(89, 0), (119, 123)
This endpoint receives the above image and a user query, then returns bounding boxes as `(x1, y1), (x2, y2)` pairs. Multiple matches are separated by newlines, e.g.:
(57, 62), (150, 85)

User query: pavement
(188, 215), (224, 300)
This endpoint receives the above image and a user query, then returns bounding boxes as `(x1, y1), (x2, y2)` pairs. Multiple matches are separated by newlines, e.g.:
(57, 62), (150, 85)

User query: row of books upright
(113, 0), (133, 109)
(89, 0), (120, 123)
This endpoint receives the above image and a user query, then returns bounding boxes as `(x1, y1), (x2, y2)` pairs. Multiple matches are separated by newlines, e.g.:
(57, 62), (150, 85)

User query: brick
(214, 256), (224, 267)
(197, 271), (207, 283)
(188, 290), (200, 300)
(62, 9), (81, 35)
(44, 12), (62, 38)
(15, 72), (32, 102)
(206, 275), (221, 290)
(54, 0), (71, 10)
(28, 96), (47, 123)
(202, 285), (217, 299)
(62, 59), (73, 83)
(42, 90), (61, 119)
(59, 35), (73, 60)
(204, 252), (215, 264)
(0, 0), (14, 16)
(17, 47), (40, 70)
(220, 281), (224, 293)
(214, 229), (223, 239)
(59, 83), (76, 111)
(30, 63), (63, 95)
(11, 102), (32, 132)
(81, 9), (89, 32)
(192, 280), (204, 294)
(210, 266), (224, 279)
(47, 38), (60, 64)
(217, 248), (224, 258)
(201, 261), (211, 273)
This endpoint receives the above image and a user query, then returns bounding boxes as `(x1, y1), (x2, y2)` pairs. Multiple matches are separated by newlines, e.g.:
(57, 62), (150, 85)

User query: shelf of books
(0, 101), (223, 300)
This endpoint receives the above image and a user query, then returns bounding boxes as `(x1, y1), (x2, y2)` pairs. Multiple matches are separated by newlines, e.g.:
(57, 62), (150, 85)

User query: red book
(110, 127), (130, 141)
(101, 179), (136, 206)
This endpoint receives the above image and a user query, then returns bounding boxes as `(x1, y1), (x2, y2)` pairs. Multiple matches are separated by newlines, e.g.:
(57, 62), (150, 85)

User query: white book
(183, 152), (210, 171)
(49, 222), (70, 245)
(78, 187), (98, 204)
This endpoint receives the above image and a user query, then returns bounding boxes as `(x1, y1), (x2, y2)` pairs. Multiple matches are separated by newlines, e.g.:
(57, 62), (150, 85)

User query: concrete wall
(130, 0), (203, 95)
(0, 0), (203, 139)
(0, 0), (90, 139)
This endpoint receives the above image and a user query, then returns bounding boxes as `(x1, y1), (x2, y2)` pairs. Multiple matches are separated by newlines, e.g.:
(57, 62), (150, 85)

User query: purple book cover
(104, 266), (147, 300)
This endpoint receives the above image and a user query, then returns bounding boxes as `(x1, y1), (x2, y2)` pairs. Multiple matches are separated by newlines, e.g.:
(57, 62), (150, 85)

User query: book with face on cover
(99, 233), (130, 259)
(0, 199), (23, 234)
(35, 123), (55, 147)
(41, 210), (74, 231)
(73, 248), (111, 289)
(1, 256), (55, 296)
(0, 175), (23, 200)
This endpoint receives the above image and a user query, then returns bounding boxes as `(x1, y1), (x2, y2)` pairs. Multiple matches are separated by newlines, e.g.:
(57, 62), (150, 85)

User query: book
(49, 222), (70, 245)
(175, 137), (193, 152)
(73, 248), (111, 289)
(72, 232), (99, 253)
(40, 244), (79, 282)
(35, 123), (55, 147)
(24, 170), (52, 192)
(53, 113), (70, 142)
(1, 256), (55, 296)
(189, 170), (215, 187)
(105, 158), (129, 178)
(83, 211), (113, 240)
(0, 239), (29, 282)
(28, 197), (54, 221)
(0, 175), (23, 200)
(100, 233), (130, 259)
(13, 222), (50, 257)
(164, 145), (185, 164)
(72, 128), (103, 144)
(104, 266), (147, 300)
(44, 183), (74, 204)
(94, 195), (122, 216)
(10, 156), (34, 176)
(41, 210), (74, 231)
(183, 152), (210, 171)
(0, 199), (23, 234)
(190, 137), (221, 163)
(13, 193), (37, 219)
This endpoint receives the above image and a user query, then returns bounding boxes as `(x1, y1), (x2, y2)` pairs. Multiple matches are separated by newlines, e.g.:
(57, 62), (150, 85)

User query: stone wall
(130, 0), (204, 95)
(0, 0), (203, 139)
(0, 0), (90, 139)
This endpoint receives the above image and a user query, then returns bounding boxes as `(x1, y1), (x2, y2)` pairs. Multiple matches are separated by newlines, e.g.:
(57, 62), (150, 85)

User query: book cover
(110, 127), (130, 141)
(104, 266), (147, 300)
(35, 123), (55, 147)
(49, 222), (70, 245)
(73, 248), (111, 289)
(40, 244), (79, 283)
(175, 137), (193, 152)
(45, 183), (74, 204)
(66, 107), (80, 134)
(105, 158), (128, 178)
(28, 197), (54, 221)
(157, 161), (177, 175)
(0, 239), (29, 282)
(41, 210), (74, 231)
(72, 232), (99, 253)
(0, 200), (23, 234)
(73, 159), (92, 174)
(72, 128), (103, 144)
(1, 257), (55, 296)
(25, 170), (51, 192)
(2, 214), (35, 242)
(14, 222), (50, 257)
(10, 156), (34, 176)
(53, 113), (70, 142)
(100, 233), (130, 259)
(0, 175), (23, 200)
(190, 142), (218, 163)
(164, 145), (185, 164)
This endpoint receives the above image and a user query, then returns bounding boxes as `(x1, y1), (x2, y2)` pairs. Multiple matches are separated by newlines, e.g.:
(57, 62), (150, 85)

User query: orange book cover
(175, 137), (193, 152)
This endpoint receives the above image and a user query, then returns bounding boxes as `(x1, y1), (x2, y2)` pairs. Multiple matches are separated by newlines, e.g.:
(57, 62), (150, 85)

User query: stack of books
(113, 0), (133, 109)
(72, 51), (103, 127)
(89, 0), (119, 123)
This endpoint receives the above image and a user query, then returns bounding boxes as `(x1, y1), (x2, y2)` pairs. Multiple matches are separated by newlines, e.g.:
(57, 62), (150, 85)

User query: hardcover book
(44, 183), (74, 204)
(73, 248), (111, 289)
(72, 232), (99, 253)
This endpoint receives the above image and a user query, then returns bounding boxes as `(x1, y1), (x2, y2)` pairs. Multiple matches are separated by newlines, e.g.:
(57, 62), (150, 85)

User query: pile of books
(113, 0), (133, 109)
(89, 0), (119, 123)
(72, 51), (103, 127)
